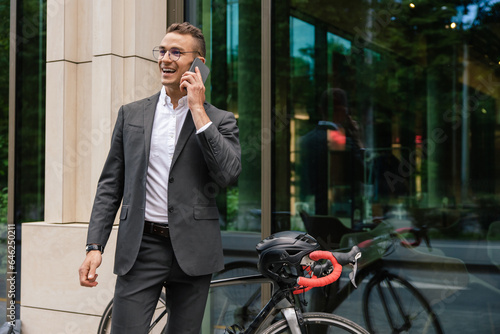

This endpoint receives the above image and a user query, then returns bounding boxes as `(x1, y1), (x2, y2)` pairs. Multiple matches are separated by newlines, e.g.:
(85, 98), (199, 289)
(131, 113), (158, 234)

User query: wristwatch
(86, 244), (104, 254)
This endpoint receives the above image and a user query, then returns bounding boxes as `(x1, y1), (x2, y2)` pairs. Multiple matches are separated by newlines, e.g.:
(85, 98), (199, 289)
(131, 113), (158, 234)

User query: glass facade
(2, 0), (500, 331)
(1, 0), (46, 323)
(192, 0), (500, 333)
(282, 1), (500, 332)
(0, 0), (10, 325)
(14, 1), (46, 225)
(188, 0), (263, 234)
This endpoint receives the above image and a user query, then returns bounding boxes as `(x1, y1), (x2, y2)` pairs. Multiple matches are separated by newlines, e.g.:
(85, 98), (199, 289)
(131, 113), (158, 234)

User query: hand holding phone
(184, 58), (211, 129)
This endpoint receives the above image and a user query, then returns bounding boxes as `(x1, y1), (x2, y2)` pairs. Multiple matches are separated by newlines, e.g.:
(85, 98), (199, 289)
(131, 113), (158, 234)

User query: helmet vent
(286, 249), (301, 256)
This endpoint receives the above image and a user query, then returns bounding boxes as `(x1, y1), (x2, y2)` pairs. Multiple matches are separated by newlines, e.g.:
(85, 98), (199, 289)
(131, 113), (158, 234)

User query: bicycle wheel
(261, 312), (370, 334)
(210, 261), (262, 332)
(363, 271), (443, 334)
(97, 292), (168, 334)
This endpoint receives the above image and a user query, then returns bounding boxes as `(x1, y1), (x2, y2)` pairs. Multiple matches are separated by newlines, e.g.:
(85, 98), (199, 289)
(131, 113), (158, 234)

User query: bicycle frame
(210, 274), (308, 334)
(151, 246), (433, 334)
(143, 270), (317, 333)
(208, 246), (362, 334)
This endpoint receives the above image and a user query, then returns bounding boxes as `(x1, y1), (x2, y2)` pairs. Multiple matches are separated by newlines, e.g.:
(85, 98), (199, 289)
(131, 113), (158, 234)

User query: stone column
(21, 1), (166, 332)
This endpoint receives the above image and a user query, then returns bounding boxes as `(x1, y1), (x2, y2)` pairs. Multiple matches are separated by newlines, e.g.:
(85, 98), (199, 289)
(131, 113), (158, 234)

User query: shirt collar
(160, 88), (188, 109)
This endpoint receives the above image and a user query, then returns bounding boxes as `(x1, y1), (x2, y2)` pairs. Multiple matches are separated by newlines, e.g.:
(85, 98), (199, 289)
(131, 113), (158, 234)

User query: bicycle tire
(363, 271), (443, 334)
(260, 312), (370, 334)
(97, 292), (168, 334)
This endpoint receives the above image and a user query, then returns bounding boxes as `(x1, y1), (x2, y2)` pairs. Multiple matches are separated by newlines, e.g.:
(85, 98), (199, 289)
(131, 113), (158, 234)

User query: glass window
(0, 0), (10, 325)
(186, 1), (263, 331)
(189, 0), (500, 332)
(15, 0), (46, 224)
(273, 0), (500, 332)
(186, 0), (262, 234)
(1, 0), (46, 323)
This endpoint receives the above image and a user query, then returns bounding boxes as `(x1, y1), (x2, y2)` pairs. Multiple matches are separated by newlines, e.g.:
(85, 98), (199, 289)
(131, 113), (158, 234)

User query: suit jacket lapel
(144, 92), (161, 158)
(171, 111), (195, 169)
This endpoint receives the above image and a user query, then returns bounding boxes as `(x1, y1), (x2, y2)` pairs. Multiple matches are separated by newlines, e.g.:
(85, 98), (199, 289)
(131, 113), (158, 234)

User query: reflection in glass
(273, 0), (500, 332)
(189, 0), (262, 232)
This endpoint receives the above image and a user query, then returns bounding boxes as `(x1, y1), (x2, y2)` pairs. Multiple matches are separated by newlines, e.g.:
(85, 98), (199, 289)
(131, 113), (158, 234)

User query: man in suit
(78, 22), (241, 334)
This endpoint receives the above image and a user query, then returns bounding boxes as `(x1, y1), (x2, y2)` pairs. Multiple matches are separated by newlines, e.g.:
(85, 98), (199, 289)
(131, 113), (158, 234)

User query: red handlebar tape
(296, 251), (342, 288)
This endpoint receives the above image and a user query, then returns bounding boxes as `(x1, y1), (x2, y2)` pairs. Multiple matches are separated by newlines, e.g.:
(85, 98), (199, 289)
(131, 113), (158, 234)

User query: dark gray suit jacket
(87, 91), (241, 276)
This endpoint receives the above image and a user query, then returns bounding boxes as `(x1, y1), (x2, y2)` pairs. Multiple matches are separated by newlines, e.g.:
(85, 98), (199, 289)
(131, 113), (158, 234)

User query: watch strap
(86, 244), (104, 254)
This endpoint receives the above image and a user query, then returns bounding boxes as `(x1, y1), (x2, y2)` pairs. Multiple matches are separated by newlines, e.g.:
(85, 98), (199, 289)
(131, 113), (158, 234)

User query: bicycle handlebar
(296, 250), (343, 288)
(295, 245), (362, 293)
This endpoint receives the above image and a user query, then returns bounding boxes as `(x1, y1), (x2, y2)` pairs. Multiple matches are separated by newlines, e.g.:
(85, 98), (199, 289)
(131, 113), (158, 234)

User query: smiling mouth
(162, 68), (176, 74)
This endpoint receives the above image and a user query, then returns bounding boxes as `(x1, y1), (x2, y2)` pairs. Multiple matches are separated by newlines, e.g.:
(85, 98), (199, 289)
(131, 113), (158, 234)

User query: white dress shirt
(145, 88), (211, 223)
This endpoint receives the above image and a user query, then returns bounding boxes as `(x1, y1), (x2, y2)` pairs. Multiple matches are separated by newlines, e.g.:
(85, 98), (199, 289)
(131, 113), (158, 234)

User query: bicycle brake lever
(348, 252), (362, 288)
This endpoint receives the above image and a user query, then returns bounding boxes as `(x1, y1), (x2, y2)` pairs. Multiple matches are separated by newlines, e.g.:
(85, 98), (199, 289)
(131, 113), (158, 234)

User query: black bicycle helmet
(256, 231), (320, 284)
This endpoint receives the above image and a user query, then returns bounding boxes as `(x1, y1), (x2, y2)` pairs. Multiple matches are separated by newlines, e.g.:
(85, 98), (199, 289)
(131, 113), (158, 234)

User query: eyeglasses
(152, 47), (201, 61)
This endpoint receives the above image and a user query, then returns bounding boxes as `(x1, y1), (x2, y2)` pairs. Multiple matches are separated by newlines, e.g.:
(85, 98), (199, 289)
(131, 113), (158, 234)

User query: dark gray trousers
(111, 233), (212, 334)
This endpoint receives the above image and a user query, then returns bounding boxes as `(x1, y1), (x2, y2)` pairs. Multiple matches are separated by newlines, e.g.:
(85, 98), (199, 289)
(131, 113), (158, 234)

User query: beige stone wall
(45, 0), (166, 223)
(22, 0), (167, 331)
(21, 223), (118, 333)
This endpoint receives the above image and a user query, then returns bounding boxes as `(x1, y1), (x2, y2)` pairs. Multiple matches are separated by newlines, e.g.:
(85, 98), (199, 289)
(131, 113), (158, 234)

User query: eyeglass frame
(152, 46), (201, 62)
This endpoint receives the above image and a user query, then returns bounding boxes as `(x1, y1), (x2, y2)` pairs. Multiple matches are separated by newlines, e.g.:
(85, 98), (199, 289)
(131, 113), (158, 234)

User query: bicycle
(301, 213), (444, 334)
(98, 231), (369, 334)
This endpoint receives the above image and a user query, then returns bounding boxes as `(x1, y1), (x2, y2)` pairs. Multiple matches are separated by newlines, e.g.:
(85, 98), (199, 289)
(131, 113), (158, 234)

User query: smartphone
(188, 58), (210, 83)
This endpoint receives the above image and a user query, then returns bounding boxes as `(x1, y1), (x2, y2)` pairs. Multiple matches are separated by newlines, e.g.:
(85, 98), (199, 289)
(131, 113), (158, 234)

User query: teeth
(163, 68), (174, 73)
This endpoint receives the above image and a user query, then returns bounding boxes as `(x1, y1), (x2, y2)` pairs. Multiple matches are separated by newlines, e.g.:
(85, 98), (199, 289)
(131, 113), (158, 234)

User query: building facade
(2, 0), (500, 332)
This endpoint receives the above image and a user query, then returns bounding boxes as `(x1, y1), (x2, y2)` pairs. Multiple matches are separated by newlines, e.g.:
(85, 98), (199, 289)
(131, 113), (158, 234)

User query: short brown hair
(167, 22), (206, 57)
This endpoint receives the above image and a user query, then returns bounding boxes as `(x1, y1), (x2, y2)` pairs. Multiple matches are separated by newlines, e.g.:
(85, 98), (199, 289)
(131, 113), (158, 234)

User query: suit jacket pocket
(125, 124), (144, 133)
(193, 205), (219, 220)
